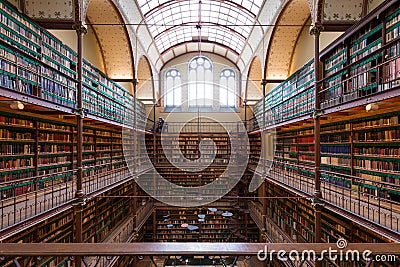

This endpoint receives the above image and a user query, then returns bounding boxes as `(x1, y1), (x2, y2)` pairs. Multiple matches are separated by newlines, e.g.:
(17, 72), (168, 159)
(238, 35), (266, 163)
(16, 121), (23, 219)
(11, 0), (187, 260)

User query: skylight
(137, 0), (263, 55)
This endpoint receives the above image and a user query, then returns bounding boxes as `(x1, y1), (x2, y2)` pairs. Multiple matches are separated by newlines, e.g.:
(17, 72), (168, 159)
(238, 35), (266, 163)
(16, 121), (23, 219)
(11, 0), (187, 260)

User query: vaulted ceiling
(16, 0), (386, 88)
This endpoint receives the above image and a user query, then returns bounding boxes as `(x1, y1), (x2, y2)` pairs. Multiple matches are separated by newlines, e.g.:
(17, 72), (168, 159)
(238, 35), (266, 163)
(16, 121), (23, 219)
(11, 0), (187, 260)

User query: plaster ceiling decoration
(25, 0), (74, 19)
(246, 57), (263, 101)
(266, 0), (310, 79)
(367, 0), (385, 13)
(86, 0), (133, 79)
(136, 57), (154, 100)
(323, 0), (363, 21)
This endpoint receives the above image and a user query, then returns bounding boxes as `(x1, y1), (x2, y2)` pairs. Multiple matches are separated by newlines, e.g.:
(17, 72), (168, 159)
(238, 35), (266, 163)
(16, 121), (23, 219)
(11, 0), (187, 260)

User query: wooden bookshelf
(0, 0), (146, 125)
(253, 60), (315, 128)
(251, 2), (399, 128)
(145, 205), (259, 243)
(271, 111), (400, 199)
(264, 181), (393, 244)
(0, 180), (138, 267)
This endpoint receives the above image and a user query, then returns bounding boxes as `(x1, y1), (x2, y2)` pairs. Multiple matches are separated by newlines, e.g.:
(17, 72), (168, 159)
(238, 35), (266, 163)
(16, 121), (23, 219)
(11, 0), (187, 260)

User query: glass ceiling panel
(137, 0), (264, 55)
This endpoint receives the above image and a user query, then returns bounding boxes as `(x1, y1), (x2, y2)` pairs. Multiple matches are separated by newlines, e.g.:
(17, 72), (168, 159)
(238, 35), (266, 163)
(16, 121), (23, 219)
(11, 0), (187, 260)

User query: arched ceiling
(137, 0), (264, 68)
(265, 0), (310, 80)
(18, 0), (387, 80)
(246, 57), (263, 102)
(136, 56), (155, 101)
(86, 0), (133, 79)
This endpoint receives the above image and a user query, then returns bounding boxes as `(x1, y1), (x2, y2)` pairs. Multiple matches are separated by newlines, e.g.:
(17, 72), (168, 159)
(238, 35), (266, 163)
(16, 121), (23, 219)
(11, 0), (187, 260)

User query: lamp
(366, 103), (379, 112)
(10, 101), (24, 110)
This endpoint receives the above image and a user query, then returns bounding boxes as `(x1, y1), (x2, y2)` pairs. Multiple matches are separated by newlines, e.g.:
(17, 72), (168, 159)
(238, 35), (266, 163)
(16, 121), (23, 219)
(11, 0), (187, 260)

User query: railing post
(72, 20), (87, 267)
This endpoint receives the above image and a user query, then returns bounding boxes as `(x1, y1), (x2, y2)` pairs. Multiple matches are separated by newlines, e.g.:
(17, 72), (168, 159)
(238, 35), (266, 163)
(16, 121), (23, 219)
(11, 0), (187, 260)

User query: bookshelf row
(272, 111), (400, 198)
(261, 182), (395, 252)
(144, 205), (259, 243)
(253, 3), (399, 129)
(146, 133), (232, 165)
(253, 60), (315, 128)
(0, 180), (139, 267)
(0, 110), (141, 200)
(0, 0), (146, 126)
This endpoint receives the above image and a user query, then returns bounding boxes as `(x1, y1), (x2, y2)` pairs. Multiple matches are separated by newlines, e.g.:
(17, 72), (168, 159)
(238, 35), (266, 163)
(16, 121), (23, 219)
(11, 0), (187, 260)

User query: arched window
(219, 69), (236, 108)
(188, 56), (213, 108)
(164, 69), (182, 107)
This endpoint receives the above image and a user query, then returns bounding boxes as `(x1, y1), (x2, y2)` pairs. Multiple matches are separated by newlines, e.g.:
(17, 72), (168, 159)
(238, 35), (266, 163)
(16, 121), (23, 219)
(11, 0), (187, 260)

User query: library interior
(0, 0), (399, 266)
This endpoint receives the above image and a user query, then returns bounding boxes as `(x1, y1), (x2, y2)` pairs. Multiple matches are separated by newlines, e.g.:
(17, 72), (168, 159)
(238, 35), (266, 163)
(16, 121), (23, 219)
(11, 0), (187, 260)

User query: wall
(49, 25), (105, 73)
(289, 19), (343, 75)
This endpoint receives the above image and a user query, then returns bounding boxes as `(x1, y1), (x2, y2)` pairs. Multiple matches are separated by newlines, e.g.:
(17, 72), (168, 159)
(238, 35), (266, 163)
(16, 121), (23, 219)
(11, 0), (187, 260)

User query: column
(310, 22), (324, 267)
(260, 79), (268, 222)
(72, 20), (87, 267)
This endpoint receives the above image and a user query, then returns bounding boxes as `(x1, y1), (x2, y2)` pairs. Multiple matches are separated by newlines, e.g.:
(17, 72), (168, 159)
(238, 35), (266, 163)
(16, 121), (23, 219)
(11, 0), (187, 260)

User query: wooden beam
(0, 243), (398, 256)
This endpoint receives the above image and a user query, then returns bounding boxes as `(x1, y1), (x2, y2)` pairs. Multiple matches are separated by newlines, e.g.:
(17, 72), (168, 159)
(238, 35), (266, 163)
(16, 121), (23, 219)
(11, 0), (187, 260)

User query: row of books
(321, 123), (351, 132)
(0, 143), (32, 154)
(349, 24), (381, 56)
(354, 130), (400, 141)
(0, 129), (33, 140)
(42, 44), (75, 77)
(386, 9), (400, 42)
(321, 156), (351, 167)
(1, 169), (34, 181)
(324, 48), (346, 77)
(0, 158), (32, 170)
(355, 159), (400, 172)
(39, 144), (72, 153)
(354, 147), (400, 157)
(382, 56), (400, 88)
(353, 115), (399, 128)
(357, 171), (391, 182)
(321, 145), (351, 154)
(0, 0), (147, 125)
(39, 132), (71, 142)
(37, 122), (72, 133)
(350, 39), (382, 63)
(38, 156), (71, 166)
(0, 13), (39, 57)
(320, 134), (350, 143)
(0, 2), (40, 35)
(41, 31), (77, 63)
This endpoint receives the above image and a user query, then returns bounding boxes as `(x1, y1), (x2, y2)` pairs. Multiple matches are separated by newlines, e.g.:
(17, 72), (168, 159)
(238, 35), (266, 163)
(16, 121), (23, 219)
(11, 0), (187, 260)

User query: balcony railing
(0, 161), (135, 233)
(251, 159), (400, 235)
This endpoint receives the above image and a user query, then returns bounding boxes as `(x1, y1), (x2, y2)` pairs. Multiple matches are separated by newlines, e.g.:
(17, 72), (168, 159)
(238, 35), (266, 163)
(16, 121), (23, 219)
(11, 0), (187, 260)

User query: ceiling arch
(136, 56), (155, 101)
(85, 0), (133, 79)
(137, 0), (263, 70)
(265, 0), (310, 80)
(246, 57), (263, 102)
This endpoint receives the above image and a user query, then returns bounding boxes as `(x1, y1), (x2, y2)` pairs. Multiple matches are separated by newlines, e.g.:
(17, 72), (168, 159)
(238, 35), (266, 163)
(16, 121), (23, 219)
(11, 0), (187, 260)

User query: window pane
(165, 69), (182, 107)
(188, 56), (213, 107)
(219, 69), (236, 107)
